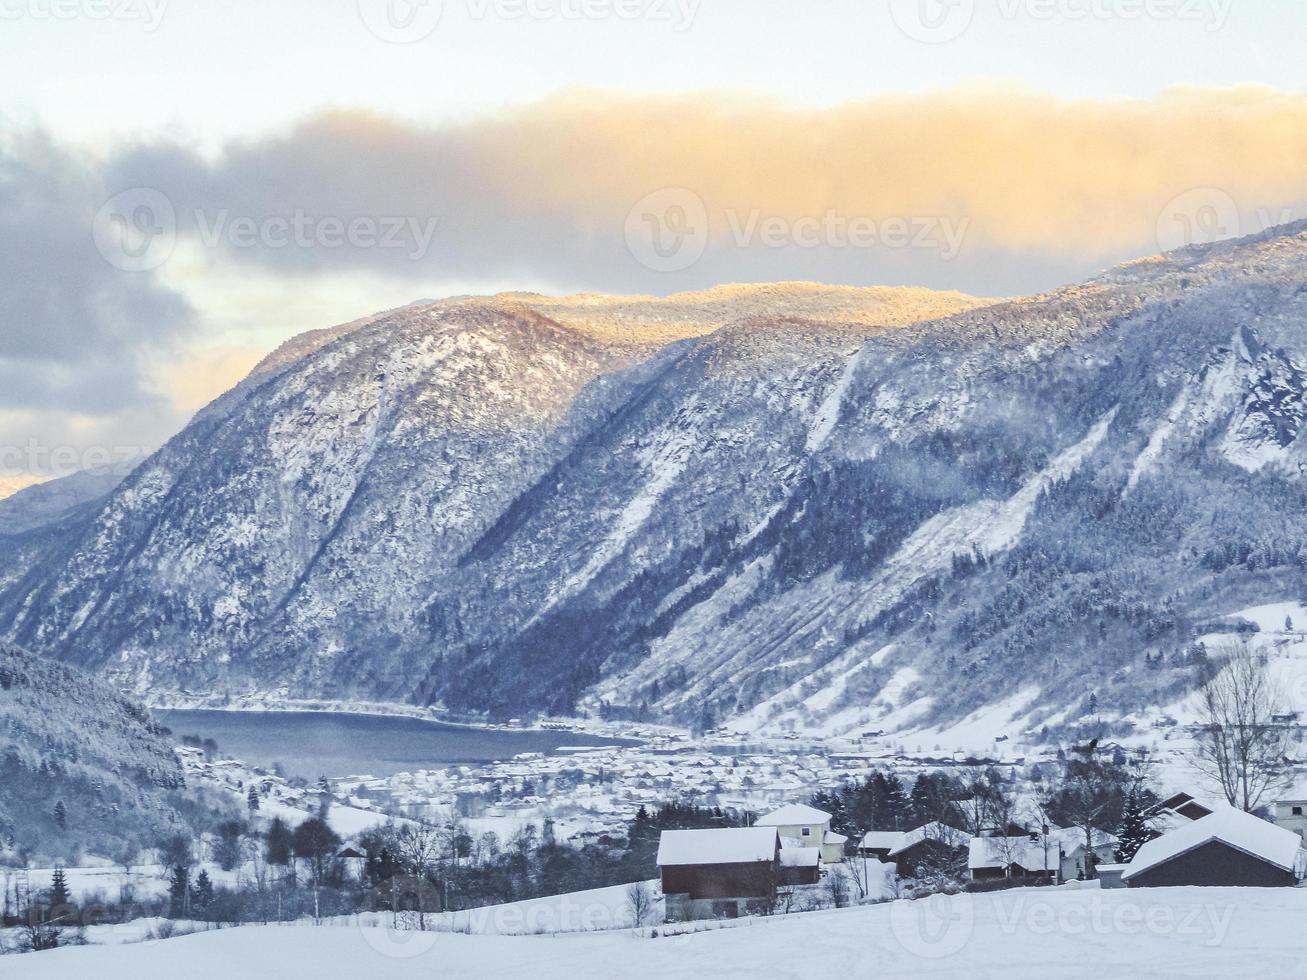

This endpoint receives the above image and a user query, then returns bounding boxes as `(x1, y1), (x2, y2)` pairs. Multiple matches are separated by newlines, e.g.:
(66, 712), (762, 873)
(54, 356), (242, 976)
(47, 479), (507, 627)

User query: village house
(1122, 806), (1306, 888)
(657, 826), (781, 921)
(778, 840), (823, 885)
(1272, 784), (1307, 842)
(858, 822), (970, 877)
(755, 803), (846, 863)
(1044, 826), (1118, 882)
(968, 835), (1060, 883)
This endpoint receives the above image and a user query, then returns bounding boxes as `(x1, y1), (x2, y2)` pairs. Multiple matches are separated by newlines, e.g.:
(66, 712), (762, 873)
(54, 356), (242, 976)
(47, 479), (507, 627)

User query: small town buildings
(1095, 863), (1128, 889)
(756, 803), (846, 863)
(858, 831), (905, 863)
(658, 827), (781, 921)
(778, 841), (823, 885)
(1122, 807), (1305, 888)
(968, 836), (1060, 883)
(859, 822), (970, 877)
(1272, 785), (1307, 842)
(1044, 826), (1118, 882)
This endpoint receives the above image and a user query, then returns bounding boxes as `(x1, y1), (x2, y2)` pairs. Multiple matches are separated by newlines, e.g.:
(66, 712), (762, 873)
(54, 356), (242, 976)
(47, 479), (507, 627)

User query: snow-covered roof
(1045, 826), (1118, 851)
(779, 846), (822, 867)
(860, 831), (905, 852)
(893, 822), (971, 854)
(756, 803), (832, 827)
(656, 827), (779, 867)
(1122, 806), (1303, 881)
(968, 837), (1059, 872)
(824, 830), (848, 845)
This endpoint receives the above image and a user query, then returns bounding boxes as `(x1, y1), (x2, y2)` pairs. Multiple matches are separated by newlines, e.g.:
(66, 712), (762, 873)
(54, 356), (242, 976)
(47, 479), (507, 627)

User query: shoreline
(145, 695), (663, 742)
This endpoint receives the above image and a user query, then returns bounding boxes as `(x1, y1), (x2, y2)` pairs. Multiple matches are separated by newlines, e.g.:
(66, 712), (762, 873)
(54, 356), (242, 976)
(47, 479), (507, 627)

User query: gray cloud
(0, 128), (194, 415)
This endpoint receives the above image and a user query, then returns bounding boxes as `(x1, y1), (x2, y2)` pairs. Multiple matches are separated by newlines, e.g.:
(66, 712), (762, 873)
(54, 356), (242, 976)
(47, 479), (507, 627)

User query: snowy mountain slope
(0, 643), (187, 858)
(6, 227), (1307, 740)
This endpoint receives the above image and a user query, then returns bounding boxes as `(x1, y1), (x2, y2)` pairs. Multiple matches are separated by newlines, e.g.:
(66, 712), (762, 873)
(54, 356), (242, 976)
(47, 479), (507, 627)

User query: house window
(801, 827), (811, 837)
(1293, 806), (1303, 816)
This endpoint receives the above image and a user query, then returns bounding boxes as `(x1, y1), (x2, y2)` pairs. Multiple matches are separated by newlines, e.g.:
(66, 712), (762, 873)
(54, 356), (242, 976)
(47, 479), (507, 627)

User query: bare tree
(625, 881), (655, 927)
(395, 824), (443, 930)
(824, 865), (850, 908)
(1189, 642), (1292, 812)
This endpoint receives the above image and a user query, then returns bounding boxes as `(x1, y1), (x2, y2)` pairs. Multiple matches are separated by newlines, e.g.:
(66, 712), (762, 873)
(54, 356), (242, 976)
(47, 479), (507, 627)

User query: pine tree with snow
(50, 866), (70, 910)
(1087, 691), (1099, 716)
(52, 800), (67, 830)
(247, 784), (260, 814)
(1116, 790), (1150, 864)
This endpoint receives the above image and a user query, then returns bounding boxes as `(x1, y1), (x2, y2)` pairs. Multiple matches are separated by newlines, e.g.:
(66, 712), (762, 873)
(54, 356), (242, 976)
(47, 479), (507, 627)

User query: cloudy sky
(2, 0), (1305, 480)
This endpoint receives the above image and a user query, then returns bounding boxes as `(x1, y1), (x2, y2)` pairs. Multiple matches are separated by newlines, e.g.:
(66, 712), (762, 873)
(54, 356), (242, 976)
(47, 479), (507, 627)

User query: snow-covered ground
(16, 885), (1307, 979)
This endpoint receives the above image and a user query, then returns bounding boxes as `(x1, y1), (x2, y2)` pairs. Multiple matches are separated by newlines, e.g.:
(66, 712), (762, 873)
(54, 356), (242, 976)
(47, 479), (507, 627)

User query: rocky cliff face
(5, 229), (1307, 740)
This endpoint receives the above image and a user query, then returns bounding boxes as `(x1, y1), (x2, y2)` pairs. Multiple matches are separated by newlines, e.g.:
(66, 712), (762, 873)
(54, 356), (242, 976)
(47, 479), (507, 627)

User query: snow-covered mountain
(5, 226), (1307, 741)
(0, 642), (186, 859)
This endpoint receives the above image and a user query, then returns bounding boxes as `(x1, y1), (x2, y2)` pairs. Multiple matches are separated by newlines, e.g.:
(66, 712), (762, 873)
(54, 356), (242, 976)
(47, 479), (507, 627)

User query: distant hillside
(0, 643), (189, 863)
(5, 228), (1307, 748)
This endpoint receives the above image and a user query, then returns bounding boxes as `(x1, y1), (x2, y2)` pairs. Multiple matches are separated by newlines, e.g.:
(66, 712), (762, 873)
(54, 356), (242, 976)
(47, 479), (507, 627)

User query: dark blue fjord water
(153, 709), (636, 780)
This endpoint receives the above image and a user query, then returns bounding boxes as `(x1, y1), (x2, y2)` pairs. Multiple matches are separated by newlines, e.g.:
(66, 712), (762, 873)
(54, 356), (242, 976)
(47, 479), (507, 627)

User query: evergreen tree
(1116, 790), (1151, 863)
(247, 784), (260, 814)
(52, 800), (67, 830)
(168, 864), (190, 919)
(192, 869), (214, 917)
(50, 866), (70, 910)
(266, 817), (293, 866)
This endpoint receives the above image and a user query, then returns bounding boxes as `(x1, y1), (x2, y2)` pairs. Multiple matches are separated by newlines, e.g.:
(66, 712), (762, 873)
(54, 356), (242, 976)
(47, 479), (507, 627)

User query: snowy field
(17, 886), (1307, 979)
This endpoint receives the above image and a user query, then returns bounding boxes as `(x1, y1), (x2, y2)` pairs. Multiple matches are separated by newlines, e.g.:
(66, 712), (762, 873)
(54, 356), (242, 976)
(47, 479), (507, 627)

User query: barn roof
(756, 803), (833, 826)
(657, 827), (779, 867)
(1122, 806), (1303, 880)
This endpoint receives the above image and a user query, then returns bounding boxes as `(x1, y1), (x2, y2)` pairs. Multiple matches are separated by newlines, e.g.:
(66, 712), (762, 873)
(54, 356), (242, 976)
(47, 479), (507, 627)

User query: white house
(756, 803), (846, 863)
(1044, 826), (1118, 882)
(1273, 782), (1307, 842)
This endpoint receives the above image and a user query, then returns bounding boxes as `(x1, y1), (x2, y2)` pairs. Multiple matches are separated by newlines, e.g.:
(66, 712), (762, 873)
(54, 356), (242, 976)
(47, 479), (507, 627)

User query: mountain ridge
(4, 226), (1307, 745)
